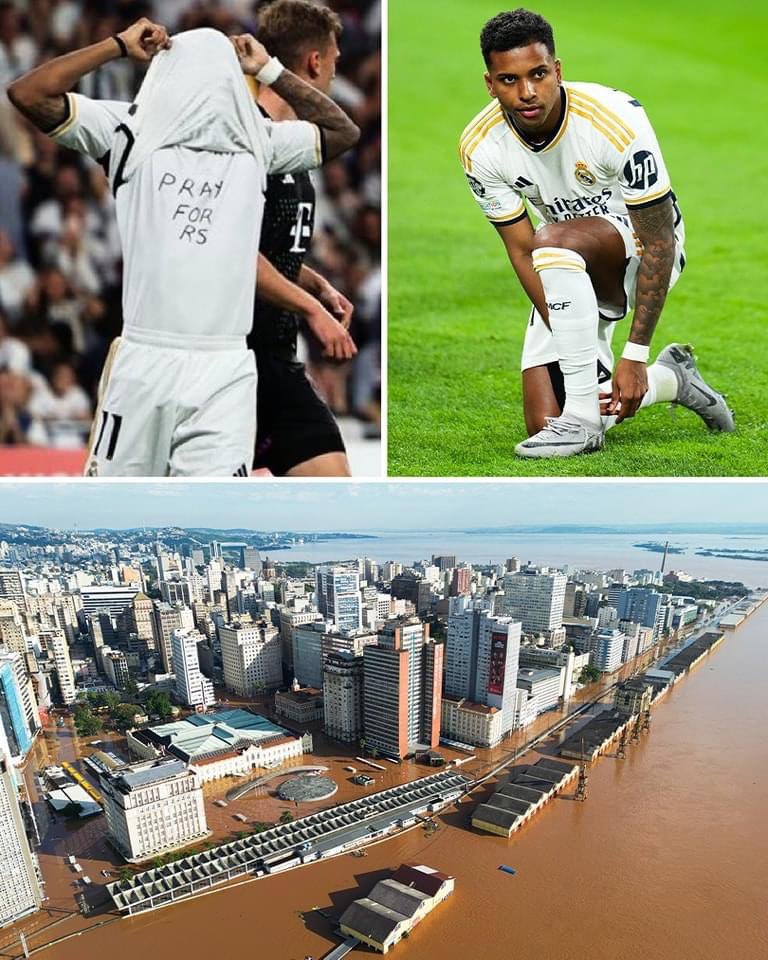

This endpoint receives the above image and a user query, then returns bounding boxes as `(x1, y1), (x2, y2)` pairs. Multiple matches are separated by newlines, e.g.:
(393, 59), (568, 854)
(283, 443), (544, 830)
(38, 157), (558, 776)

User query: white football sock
(602, 359), (680, 431)
(533, 247), (600, 428)
(647, 361), (679, 403)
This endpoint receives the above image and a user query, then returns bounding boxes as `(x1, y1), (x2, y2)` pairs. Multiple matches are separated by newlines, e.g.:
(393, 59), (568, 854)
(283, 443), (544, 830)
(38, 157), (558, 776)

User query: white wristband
(256, 56), (284, 86)
(622, 341), (650, 363)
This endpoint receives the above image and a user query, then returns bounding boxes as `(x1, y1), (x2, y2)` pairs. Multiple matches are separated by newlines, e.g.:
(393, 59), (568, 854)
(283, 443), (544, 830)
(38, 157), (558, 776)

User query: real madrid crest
(574, 161), (597, 187)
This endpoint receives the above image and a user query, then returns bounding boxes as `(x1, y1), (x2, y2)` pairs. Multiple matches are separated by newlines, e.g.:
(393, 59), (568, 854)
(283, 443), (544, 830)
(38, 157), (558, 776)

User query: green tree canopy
(145, 690), (173, 718)
(579, 664), (602, 684)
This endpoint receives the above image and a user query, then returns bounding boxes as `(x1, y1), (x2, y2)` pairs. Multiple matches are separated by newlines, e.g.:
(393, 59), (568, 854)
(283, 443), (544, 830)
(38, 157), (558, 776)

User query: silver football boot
(515, 415), (604, 458)
(654, 343), (735, 432)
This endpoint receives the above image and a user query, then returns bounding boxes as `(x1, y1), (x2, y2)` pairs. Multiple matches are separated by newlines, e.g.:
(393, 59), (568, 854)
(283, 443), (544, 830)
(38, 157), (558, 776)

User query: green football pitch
(388, 0), (768, 476)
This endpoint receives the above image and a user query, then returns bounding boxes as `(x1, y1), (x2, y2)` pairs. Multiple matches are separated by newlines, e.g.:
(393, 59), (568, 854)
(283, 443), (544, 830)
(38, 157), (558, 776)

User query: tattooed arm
(608, 196), (676, 422)
(6, 19), (170, 132)
(231, 34), (359, 158)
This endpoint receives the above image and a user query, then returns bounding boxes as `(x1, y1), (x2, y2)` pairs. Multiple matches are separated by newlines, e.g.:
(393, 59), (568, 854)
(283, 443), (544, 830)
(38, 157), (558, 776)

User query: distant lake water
(269, 531), (768, 587)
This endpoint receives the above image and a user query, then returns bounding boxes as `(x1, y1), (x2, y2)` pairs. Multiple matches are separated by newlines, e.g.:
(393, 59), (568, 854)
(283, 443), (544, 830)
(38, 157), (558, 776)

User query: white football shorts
(85, 332), (256, 477)
(521, 211), (686, 376)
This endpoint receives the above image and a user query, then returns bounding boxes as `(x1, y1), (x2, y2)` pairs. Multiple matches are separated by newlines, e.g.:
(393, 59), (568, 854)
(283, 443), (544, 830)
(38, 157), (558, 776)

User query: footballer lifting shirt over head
(459, 9), (733, 459)
(7, 17), (359, 476)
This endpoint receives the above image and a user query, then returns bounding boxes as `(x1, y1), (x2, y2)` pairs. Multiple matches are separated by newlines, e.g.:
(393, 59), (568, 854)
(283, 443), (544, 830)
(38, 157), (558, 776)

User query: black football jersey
(250, 162), (316, 357)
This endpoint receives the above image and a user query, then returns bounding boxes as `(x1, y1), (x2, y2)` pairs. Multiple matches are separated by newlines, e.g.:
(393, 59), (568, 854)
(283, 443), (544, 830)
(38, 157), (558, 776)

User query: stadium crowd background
(0, 0), (381, 459)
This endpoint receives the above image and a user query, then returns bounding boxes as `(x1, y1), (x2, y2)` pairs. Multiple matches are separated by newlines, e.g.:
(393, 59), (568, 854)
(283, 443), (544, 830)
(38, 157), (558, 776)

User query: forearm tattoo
(271, 70), (358, 156)
(628, 197), (676, 345)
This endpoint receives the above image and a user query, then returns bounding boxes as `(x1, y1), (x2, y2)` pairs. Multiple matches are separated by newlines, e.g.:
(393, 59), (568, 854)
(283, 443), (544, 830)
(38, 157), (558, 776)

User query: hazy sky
(0, 481), (765, 531)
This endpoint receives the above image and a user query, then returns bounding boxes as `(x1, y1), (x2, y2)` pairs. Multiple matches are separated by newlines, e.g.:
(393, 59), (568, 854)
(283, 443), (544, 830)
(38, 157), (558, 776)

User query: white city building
(0, 754), (43, 926)
(315, 565), (362, 632)
(323, 651), (364, 742)
(171, 629), (215, 710)
(444, 599), (522, 738)
(440, 697), (505, 748)
(589, 629), (626, 673)
(99, 759), (209, 863)
(516, 668), (561, 714)
(220, 621), (282, 696)
(502, 569), (567, 634)
(44, 629), (76, 705)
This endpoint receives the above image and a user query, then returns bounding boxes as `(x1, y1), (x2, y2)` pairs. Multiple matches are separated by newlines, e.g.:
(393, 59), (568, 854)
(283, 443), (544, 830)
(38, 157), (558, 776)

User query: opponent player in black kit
(249, 0), (357, 476)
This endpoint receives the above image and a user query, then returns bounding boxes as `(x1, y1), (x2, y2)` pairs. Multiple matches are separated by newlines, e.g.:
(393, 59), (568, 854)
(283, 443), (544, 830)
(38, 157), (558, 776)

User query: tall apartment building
(0, 601), (27, 657)
(0, 570), (25, 609)
(432, 555), (456, 571)
(44, 629), (76, 705)
(323, 652), (364, 743)
(292, 621), (329, 689)
(99, 759), (209, 862)
(315, 566), (362, 632)
(240, 547), (262, 573)
(390, 573), (432, 616)
(278, 607), (323, 669)
(563, 582), (588, 618)
(172, 629), (215, 710)
(0, 755), (43, 926)
(444, 600), (522, 737)
(617, 588), (665, 637)
(123, 593), (156, 658)
(321, 629), (378, 663)
(152, 602), (195, 674)
(79, 585), (139, 617)
(0, 654), (34, 762)
(362, 618), (442, 759)
(449, 567), (472, 597)
(380, 561), (402, 581)
(160, 579), (192, 606)
(502, 569), (566, 634)
(220, 621), (282, 696)
(588, 629), (625, 673)
(101, 648), (130, 689)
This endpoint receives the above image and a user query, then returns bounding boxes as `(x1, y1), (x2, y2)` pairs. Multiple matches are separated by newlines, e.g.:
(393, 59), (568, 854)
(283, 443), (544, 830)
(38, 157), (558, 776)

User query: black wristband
(113, 34), (128, 58)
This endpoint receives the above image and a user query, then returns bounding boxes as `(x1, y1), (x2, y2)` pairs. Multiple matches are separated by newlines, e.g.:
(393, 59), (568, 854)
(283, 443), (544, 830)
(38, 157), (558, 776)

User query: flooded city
(2, 599), (764, 960)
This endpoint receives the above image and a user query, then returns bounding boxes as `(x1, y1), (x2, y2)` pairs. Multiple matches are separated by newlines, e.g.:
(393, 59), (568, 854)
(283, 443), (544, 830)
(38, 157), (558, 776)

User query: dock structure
(558, 710), (632, 763)
(719, 592), (766, 629)
(322, 936), (361, 960)
(338, 863), (454, 954)
(660, 631), (724, 677)
(107, 770), (470, 916)
(471, 758), (578, 838)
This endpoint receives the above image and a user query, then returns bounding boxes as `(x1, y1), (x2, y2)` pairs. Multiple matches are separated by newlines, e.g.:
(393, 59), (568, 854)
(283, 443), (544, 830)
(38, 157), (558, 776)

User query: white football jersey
(51, 92), (322, 346)
(460, 81), (683, 239)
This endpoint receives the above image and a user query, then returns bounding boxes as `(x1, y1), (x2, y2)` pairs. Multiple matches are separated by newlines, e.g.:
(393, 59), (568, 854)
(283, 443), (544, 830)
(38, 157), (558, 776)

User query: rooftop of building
(276, 687), (323, 703)
(443, 697), (498, 715)
(137, 709), (295, 763)
(617, 678), (654, 693)
(392, 863), (453, 895)
(109, 758), (189, 793)
(367, 879), (428, 918)
(517, 667), (560, 683)
(340, 899), (405, 943)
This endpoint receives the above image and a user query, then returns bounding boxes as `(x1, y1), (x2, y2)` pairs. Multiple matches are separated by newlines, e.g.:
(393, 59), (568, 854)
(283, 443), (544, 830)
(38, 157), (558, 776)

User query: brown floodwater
(39, 602), (768, 959)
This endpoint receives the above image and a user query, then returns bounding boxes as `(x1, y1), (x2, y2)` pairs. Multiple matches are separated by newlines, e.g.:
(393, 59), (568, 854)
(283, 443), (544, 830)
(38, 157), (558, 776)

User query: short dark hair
(480, 9), (555, 66)
(257, 0), (342, 72)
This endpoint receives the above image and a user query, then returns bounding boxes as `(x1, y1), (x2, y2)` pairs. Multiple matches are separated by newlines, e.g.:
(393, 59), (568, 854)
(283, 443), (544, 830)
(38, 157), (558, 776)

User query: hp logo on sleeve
(623, 150), (658, 190)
